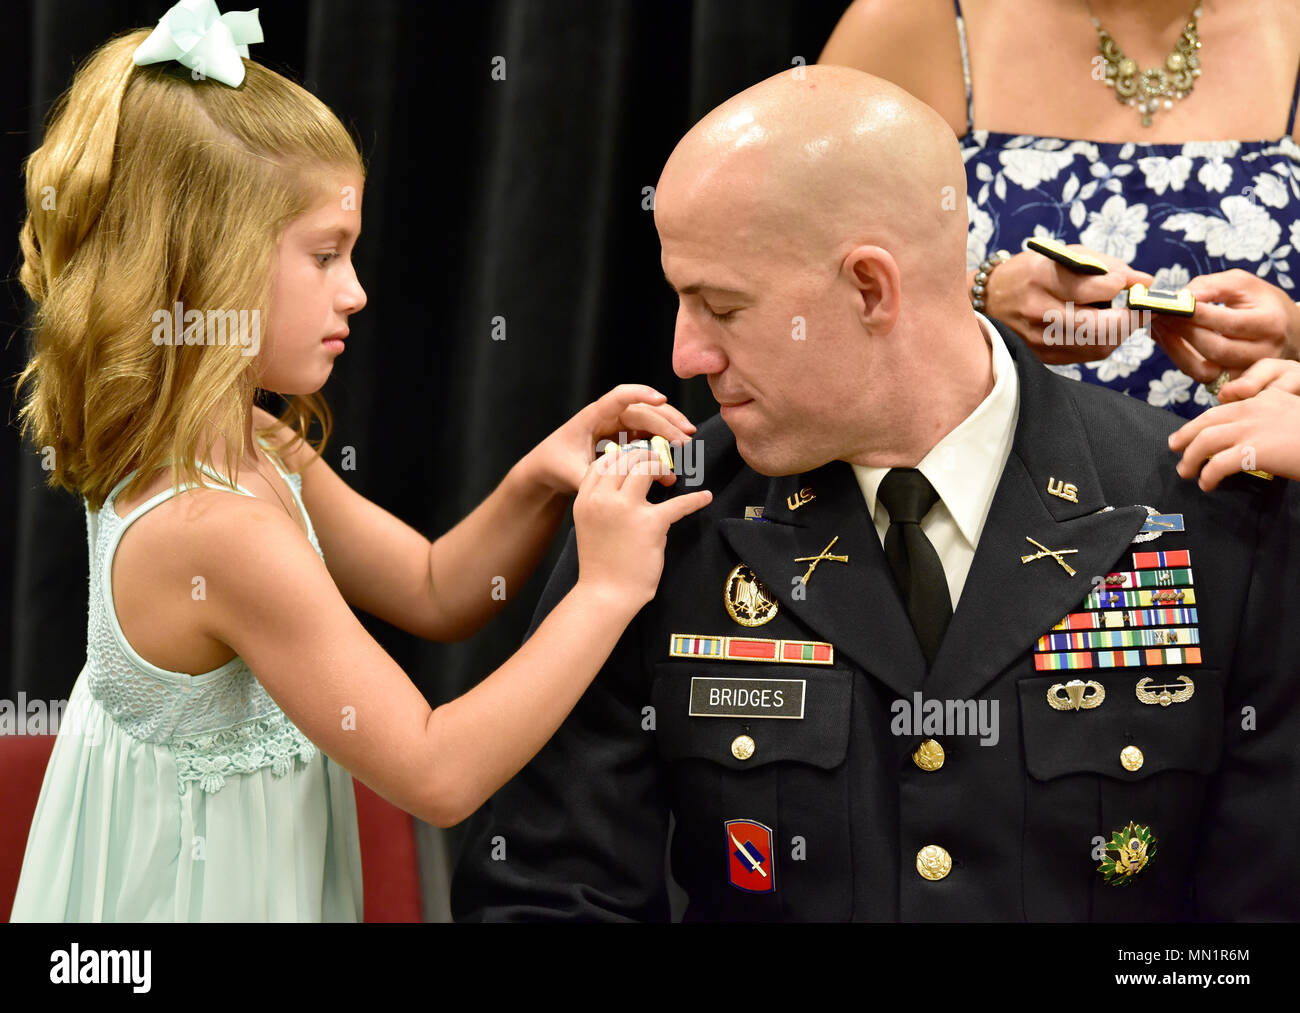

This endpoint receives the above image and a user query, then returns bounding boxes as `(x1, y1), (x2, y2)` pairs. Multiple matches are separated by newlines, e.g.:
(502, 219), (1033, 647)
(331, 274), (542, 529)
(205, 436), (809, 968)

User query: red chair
(0, 734), (56, 921)
(352, 779), (425, 922)
(0, 733), (423, 921)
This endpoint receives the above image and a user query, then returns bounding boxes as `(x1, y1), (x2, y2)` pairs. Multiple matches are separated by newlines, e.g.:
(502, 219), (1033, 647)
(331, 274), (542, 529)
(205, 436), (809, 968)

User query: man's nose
(671, 307), (727, 379)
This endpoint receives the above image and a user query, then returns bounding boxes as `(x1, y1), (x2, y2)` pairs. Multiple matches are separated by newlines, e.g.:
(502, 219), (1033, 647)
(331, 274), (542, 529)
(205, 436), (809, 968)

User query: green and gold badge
(1098, 821), (1157, 885)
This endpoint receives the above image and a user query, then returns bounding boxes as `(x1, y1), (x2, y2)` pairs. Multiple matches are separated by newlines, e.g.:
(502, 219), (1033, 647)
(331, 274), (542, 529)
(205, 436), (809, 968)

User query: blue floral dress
(954, 0), (1300, 417)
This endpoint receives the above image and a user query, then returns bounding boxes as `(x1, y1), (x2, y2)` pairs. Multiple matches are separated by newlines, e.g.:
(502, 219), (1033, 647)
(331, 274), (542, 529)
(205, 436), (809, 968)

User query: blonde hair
(14, 28), (365, 510)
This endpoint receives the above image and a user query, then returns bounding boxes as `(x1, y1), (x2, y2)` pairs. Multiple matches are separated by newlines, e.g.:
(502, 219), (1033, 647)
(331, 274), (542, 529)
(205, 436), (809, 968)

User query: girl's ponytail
(20, 32), (138, 304)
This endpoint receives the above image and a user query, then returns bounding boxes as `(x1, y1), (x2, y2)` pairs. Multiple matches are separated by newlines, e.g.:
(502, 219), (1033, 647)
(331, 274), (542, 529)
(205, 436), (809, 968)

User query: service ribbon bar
(670, 635), (723, 658)
(1103, 567), (1193, 589)
(1052, 607), (1199, 631)
(1034, 646), (1203, 671)
(1132, 549), (1191, 569)
(1037, 626), (1200, 652)
(780, 641), (833, 664)
(1082, 587), (1195, 609)
(669, 634), (833, 666)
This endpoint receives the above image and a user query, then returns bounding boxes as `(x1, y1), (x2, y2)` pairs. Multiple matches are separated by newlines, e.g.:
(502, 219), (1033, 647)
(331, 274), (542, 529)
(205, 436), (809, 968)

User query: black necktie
(877, 468), (953, 667)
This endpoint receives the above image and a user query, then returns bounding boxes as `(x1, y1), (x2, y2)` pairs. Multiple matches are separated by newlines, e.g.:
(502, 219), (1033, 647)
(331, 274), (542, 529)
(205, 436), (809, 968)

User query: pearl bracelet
(971, 249), (1011, 312)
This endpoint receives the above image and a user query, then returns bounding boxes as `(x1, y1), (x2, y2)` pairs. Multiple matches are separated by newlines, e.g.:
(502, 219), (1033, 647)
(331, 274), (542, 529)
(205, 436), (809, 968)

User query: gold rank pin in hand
(1020, 536), (1079, 576)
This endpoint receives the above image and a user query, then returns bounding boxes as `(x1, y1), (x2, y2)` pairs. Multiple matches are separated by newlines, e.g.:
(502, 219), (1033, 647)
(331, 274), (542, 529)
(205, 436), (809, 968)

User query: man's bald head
(659, 65), (992, 476)
(657, 65), (969, 296)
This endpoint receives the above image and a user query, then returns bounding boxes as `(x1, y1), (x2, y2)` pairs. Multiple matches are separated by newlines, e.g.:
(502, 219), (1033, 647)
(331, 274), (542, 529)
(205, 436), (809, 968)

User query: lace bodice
(83, 447), (320, 794)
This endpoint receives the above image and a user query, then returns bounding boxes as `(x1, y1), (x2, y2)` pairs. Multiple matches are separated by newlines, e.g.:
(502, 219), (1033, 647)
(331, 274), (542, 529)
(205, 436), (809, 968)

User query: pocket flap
(651, 662), (853, 770)
(1017, 669), (1223, 781)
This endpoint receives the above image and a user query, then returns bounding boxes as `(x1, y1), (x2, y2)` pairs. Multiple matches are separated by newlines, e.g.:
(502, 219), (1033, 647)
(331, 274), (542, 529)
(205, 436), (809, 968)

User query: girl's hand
(1168, 385), (1300, 489)
(1150, 270), (1300, 386)
(981, 246), (1154, 364)
(1216, 357), (1300, 402)
(522, 384), (697, 496)
(573, 448), (712, 609)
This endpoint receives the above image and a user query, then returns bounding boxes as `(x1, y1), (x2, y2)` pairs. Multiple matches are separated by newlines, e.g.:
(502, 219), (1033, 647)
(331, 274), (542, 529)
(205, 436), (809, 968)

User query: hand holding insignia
(1168, 375), (1300, 488)
(572, 447), (712, 611)
(523, 383), (697, 495)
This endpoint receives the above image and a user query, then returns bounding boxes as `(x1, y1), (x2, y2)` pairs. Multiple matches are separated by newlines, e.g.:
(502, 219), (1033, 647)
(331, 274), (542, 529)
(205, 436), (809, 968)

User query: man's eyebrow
(662, 270), (747, 297)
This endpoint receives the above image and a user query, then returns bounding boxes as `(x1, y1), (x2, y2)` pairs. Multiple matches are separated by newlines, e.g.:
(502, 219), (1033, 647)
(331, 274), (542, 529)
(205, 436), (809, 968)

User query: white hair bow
(133, 0), (264, 88)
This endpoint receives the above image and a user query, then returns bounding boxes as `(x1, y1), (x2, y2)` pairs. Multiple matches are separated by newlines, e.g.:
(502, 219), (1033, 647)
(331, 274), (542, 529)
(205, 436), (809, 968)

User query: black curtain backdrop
(2, 0), (849, 917)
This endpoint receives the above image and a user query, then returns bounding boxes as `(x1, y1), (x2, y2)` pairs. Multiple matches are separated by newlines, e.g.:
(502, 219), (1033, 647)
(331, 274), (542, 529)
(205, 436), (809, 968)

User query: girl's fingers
(1176, 419), (1246, 480)
(1170, 400), (1247, 451)
(599, 447), (662, 493)
(1196, 449), (1244, 492)
(1219, 358), (1300, 401)
(586, 385), (667, 432)
(654, 489), (713, 526)
(1169, 415), (1207, 451)
(600, 383), (666, 408)
(613, 403), (693, 444)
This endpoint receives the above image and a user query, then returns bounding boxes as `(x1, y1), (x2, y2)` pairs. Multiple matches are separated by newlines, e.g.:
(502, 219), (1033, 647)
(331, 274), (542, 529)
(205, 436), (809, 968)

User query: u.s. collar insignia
(725, 819), (775, 893)
(1098, 821), (1157, 885)
(787, 486), (815, 511)
(1047, 476), (1079, 503)
(724, 564), (779, 627)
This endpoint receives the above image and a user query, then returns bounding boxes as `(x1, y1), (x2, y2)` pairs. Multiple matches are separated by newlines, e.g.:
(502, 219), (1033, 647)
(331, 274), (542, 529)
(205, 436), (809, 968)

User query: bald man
(452, 67), (1300, 922)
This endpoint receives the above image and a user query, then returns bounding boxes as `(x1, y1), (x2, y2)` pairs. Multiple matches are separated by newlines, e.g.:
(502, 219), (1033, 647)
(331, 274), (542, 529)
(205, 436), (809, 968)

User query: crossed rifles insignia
(1020, 536), (1078, 577)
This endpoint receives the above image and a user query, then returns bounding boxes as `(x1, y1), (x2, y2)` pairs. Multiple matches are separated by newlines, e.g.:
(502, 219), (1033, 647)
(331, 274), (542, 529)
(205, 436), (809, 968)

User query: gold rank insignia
(724, 564), (779, 627)
(1098, 821), (1157, 885)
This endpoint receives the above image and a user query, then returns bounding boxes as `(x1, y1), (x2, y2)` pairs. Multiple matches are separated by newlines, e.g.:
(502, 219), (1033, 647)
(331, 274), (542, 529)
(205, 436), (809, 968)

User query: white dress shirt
(851, 313), (1020, 611)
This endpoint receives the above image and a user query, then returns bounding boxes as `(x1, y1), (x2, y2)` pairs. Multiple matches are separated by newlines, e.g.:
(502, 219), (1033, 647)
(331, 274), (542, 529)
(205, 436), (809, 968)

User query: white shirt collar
(851, 313), (1020, 547)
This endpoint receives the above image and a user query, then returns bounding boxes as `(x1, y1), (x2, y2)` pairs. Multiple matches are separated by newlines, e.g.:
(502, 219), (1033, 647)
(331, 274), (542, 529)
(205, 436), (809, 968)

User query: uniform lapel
(718, 461), (927, 699)
(924, 324), (1148, 702)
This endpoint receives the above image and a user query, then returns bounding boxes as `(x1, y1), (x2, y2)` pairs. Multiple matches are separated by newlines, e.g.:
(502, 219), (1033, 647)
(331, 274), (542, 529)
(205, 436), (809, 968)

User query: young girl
(9, 13), (710, 921)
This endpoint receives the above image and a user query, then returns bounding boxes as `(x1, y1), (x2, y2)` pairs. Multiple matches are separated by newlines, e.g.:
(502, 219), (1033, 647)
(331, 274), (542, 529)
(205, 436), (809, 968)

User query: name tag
(689, 677), (806, 719)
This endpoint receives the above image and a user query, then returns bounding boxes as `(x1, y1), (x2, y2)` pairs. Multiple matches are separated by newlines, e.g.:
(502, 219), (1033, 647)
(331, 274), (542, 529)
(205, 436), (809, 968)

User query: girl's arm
(261, 385), (694, 642)
(195, 447), (710, 827)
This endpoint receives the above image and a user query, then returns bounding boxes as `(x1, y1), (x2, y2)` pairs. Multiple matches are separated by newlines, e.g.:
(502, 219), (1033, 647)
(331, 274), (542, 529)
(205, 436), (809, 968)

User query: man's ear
(843, 245), (901, 334)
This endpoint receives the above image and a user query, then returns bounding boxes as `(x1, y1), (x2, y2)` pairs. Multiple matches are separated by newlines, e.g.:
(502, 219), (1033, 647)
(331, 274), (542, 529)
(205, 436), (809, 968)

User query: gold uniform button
(731, 735), (755, 761)
(912, 738), (945, 771)
(916, 845), (952, 881)
(1120, 745), (1144, 771)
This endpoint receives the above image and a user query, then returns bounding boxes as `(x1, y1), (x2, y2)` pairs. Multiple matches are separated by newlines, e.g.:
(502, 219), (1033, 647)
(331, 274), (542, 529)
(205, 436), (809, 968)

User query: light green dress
(10, 443), (364, 921)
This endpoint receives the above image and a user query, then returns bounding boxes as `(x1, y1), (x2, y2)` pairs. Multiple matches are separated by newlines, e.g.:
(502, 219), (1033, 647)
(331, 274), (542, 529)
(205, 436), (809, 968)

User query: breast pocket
(651, 662), (853, 921)
(1016, 668), (1224, 921)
